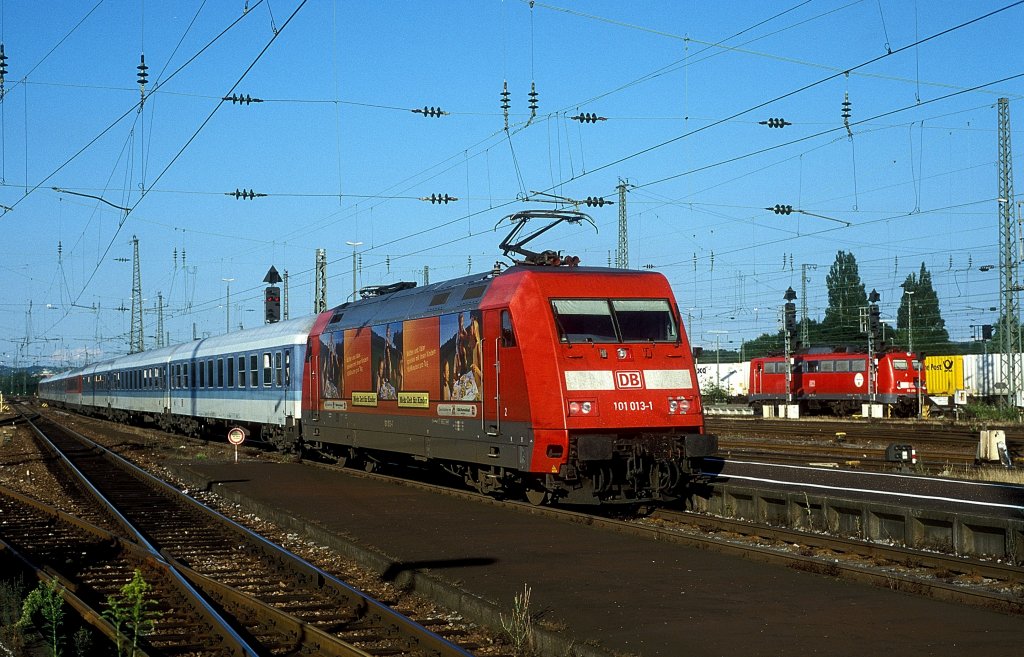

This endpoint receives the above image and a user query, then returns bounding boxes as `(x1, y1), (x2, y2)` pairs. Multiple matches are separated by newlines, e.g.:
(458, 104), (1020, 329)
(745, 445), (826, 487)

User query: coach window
(227, 357), (235, 387)
(500, 310), (516, 347)
(238, 356), (246, 388)
(217, 358), (224, 388)
(205, 360), (213, 388)
(820, 360), (834, 373)
(275, 351), (283, 386)
(805, 361), (820, 373)
(284, 350), (292, 386)
(263, 352), (272, 387)
(250, 354), (259, 387)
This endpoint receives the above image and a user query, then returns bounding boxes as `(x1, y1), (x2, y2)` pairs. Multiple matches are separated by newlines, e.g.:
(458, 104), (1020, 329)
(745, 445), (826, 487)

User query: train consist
(747, 349), (924, 416)
(40, 211), (716, 505)
(701, 350), (1024, 415)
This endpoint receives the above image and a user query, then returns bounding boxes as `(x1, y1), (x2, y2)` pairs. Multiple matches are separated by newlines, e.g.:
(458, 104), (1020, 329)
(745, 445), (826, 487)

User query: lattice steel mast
(998, 98), (1020, 405)
(616, 179), (629, 269)
(129, 235), (144, 353)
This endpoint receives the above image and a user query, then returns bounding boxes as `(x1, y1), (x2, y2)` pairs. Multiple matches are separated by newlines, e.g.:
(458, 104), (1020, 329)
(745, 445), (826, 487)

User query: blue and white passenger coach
(39, 315), (316, 445)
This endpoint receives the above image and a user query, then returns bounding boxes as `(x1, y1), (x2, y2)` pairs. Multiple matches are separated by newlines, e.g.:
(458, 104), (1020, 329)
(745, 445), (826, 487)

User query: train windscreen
(551, 298), (678, 343)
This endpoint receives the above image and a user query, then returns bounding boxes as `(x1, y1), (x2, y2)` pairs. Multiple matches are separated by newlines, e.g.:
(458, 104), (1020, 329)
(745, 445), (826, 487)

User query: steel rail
(23, 410), (476, 657)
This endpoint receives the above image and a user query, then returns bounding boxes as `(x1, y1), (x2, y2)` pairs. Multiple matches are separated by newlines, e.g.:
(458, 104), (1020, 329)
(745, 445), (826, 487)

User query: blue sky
(1, 0), (1022, 366)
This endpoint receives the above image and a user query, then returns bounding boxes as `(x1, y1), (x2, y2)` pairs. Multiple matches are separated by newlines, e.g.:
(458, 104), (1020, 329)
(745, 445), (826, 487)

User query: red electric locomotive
(748, 349), (925, 416)
(301, 211), (716, 504)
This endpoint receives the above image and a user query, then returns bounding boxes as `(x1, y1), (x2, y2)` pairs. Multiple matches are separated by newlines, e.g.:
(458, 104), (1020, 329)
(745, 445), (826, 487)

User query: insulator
(759, 118), (791, 128)
(0, 43), (8, 82)
(584, 196), (610, 207)
(412, 106), (446, 118)
(223, 93), (263, 105)
(842, 93), (851, 120)
(528, 81), (538, 114)
(500, 81), (511, 111)
(422, 193), (458, 204)
(137, 53), (148, 88)
(769, 204), (793, 215)
(226, 188), (266, 200)
(571, 112), (606, 124)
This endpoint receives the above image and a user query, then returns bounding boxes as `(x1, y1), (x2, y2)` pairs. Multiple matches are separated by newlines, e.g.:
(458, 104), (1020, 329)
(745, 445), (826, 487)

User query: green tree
(898, 263), (949, 355)
(819, 251), (867, 346)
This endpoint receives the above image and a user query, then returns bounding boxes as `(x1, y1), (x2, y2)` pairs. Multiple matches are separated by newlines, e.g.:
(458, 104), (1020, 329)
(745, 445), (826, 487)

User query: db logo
(615, 371), (644, 389)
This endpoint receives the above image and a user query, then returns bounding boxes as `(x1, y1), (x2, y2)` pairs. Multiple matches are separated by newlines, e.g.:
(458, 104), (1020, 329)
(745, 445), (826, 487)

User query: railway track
(12, 408), (476, 657)
(705, 416), (1023, 471)
(28, 404), (1024, 624)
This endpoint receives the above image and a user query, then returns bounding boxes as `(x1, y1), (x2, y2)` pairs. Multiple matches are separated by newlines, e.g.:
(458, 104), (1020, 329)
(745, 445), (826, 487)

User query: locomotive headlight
(668, 396), (690, 414)
(568, 399), (597, 416)
(617, 347), (629, 360)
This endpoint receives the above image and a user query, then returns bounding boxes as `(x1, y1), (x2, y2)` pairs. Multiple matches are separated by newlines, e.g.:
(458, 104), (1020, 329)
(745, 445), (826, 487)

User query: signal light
(758, 118), (791, 128)
(571, 112), (606, 124)
(412, 106), (447, 117)
(421, 193), (458, 204)
(784, 302), (797, 335)
(982, 324), (993, 340)
(265, 286), (281, 324)
(767, 204), (793, 215)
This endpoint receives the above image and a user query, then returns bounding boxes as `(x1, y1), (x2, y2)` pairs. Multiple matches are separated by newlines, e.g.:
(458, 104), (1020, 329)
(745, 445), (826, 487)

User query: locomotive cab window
(551, 299), (617, 343)
(611, 299), (678, 342)
(551, 298), (678, 343)
(500, 309), (516, 347)
(893, 359), (909, 371)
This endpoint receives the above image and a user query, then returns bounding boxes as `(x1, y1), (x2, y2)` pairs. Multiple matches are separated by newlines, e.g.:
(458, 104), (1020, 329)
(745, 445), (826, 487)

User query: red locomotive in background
(748, 349), (925, 416)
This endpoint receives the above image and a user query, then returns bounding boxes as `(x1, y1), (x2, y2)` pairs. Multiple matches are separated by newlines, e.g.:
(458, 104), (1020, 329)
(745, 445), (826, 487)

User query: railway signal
(265, 286), (281, 324)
